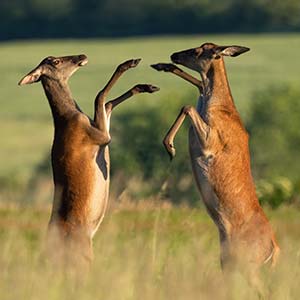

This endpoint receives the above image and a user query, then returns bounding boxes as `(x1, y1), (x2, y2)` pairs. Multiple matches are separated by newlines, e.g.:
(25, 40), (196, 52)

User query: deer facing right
(19, 55), (159, 270)
(152, 43), (280, 292)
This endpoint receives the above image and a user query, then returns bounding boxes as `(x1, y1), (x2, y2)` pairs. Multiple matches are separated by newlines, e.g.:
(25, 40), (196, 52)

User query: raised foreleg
(93, 58), (141, 132)
(163, 105), (209, 160)
(105, 84), (159, 115)
(151, 63), (203, 92)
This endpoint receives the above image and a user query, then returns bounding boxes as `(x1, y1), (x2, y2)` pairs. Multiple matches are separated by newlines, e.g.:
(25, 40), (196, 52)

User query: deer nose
(77, 54), (88, 66)
(78, 54), (87, 61)
(171, 52), (180, 64)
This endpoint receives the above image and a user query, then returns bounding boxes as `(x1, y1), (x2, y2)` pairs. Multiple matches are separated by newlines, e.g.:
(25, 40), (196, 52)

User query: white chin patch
(79, 59), (88, 66)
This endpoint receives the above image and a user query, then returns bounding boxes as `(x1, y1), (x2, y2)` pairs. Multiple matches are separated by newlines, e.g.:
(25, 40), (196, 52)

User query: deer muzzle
(77, 54), (88, 66)
(170, 52), (180, 64)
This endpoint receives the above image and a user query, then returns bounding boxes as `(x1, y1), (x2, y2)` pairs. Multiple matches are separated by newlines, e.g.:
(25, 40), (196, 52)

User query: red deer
(152, 43), (279, 292)
(19, 55), (159, 268)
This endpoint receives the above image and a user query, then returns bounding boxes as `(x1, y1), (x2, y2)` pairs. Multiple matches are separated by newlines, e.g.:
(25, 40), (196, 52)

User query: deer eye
(53, 59), (60, 65)
(195, 48), (203, 57)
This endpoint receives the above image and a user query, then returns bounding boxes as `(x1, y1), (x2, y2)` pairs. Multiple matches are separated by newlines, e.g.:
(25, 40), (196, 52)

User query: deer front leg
(105, 84), (159, 115)
(163, 106), (209, 160)
(151, 63), (203, 92)
(93, 58), (141, 131)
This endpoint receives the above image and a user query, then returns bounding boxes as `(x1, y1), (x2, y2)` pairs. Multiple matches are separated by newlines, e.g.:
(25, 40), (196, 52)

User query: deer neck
(41, 77), (77, 123)
(202, 58), (234, 107)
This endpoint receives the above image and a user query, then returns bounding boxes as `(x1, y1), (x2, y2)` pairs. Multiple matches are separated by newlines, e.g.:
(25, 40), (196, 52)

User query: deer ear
(18, 66), (43, 85)
(216, 46), (250, 57)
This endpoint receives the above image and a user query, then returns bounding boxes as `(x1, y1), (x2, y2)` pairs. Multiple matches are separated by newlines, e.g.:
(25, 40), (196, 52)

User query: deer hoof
(151, 63), (176, 72)
(163, 140), (176, 160)
(135, 84), (160, 93)
(168, 146), (176, 161)
(119, 58), (141, 71)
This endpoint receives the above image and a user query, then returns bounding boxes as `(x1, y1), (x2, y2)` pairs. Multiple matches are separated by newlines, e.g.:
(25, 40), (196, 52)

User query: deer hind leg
(270, 236), (280, 268)
(163, 105), (209, 160)
(245, 237), (280, 299)
(243, 267), (268, 300)
(65, 231), (93, 275)
(221, 255), (267, 299)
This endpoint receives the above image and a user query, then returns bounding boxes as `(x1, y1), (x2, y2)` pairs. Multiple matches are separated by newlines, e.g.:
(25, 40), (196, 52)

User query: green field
(1, 202), (300, 300)
(1, 34), (300, 299)
(1, 34), (300, 190)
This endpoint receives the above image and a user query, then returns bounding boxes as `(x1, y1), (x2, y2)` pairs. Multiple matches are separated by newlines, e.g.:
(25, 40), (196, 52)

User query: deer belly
(88, 153), (110, 238)
(188, 127), (220, 220)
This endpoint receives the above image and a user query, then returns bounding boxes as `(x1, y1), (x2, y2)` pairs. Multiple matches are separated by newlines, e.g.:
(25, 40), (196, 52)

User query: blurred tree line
(1, 0), (300, 40)
(247, 85), (300, 208)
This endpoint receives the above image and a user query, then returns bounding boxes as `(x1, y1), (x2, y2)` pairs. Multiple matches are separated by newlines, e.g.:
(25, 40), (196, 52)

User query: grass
(1, 34), (300, 299)
(1, 34), (300, 185)
(0, 200), (300, 300)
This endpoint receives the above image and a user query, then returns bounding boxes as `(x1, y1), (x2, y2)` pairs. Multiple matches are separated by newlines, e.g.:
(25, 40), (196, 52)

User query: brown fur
(152, 43), (279, 289)
(19, 56), (159, 270)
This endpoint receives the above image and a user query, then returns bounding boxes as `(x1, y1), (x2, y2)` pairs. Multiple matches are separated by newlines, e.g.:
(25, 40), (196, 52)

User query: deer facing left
(19, 55), (159, 269)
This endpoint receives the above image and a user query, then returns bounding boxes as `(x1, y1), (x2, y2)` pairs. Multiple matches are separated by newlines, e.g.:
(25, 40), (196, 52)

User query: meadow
(1, 34), (300, 299)
(1, 201), (300, 300)
(1, 34), (300, 189)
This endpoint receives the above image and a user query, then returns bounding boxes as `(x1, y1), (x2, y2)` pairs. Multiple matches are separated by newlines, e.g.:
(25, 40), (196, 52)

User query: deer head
(170, 43), (249, 75)
(18, 54), (88, 85)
